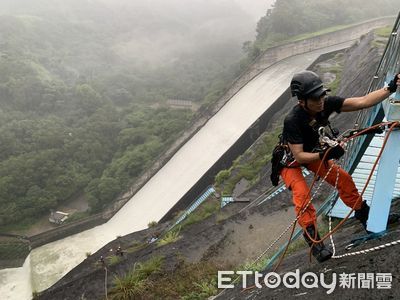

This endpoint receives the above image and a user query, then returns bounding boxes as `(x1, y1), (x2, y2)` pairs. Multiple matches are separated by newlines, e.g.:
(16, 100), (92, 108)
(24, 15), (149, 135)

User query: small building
(166, 99), (199, 111)
(49, 210), (69, 225)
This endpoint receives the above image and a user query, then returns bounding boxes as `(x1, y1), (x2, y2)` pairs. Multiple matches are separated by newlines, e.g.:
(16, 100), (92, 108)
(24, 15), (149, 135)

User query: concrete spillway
(0, 41), (354, 299)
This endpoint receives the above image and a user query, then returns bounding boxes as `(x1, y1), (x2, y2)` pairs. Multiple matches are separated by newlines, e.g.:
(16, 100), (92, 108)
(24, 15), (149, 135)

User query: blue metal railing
(170, 186), (215, 228)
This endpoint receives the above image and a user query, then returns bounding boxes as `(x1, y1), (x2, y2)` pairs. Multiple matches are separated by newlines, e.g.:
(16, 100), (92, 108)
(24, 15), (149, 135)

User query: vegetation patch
(109, 256), (164, 300)
(238, 256), (272, 273)
(147, 221), (158, 228)
(138, 260), (218, 300)
(325, 64), (344, 95)
(107, 255), (123, 266)
(214, 125), (282, 196)
(157, 227), (181, 247)
(109, 257), (221, 299)
(64, 211), (91, 224)
(0, 239), (30, 260)
(125, 242), (147, 254)
(180, 198), (220, 229)
(374, 26), (392, 38)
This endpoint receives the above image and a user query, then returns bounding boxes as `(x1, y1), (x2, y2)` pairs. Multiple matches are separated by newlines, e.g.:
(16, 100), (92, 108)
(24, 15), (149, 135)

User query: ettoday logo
(218, 269), (337, 294)
(218, 270), (393, 293)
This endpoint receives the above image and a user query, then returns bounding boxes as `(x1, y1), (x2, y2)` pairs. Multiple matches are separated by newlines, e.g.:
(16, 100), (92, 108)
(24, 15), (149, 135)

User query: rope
(333, 239), (400, 258)
(329, 216), (337, 257)
(329, 214), (400, 258)
(104, 267), (109, 300)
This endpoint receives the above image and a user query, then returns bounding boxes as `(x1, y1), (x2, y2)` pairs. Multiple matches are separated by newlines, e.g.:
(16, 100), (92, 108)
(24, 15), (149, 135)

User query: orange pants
(280, 160), (363, 229)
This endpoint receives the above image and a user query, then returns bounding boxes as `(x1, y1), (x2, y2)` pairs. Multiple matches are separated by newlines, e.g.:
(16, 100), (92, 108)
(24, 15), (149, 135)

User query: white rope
(329, 165), (341, 257)
(329, 216), (337, 257)
(329, 166), (400, 260)
(332, 238), (400, 258)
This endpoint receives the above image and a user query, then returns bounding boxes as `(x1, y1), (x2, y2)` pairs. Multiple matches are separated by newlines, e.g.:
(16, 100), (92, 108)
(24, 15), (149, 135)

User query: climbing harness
(270, 134), (293, 186)
(318, 127), (339, 148)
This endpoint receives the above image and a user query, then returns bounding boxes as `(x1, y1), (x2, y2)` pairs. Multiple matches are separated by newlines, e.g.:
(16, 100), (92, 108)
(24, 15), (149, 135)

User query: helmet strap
(304, 99), (309, 110)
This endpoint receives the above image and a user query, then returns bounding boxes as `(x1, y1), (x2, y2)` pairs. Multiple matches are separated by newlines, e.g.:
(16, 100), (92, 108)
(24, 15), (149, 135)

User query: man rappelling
(272, 70), (400, 262)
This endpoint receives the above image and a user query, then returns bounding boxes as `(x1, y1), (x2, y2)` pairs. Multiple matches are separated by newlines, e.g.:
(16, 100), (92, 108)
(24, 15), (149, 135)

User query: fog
(0, 0), (274, 65)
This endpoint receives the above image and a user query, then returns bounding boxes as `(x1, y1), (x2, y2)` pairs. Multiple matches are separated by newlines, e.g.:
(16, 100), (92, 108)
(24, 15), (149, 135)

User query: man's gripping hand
(387, 73), (400, 93)
(319, 144), (345, 161)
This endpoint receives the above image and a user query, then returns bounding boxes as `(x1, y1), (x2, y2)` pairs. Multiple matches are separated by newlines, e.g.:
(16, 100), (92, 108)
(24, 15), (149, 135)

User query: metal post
(367, 129), (400, 233)
(368, 84), (400, 232)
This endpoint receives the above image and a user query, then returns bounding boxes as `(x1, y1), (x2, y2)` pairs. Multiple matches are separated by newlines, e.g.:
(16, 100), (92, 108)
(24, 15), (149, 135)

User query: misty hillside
(0, 0), (271, 232)
(249, 0), (400, 53)
(0, 0), (268, 66)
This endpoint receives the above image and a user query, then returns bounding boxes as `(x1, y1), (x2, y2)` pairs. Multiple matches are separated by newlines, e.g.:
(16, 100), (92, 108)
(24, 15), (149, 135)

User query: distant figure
(99, 255), (106, 268)
(116, 246), (124, 257)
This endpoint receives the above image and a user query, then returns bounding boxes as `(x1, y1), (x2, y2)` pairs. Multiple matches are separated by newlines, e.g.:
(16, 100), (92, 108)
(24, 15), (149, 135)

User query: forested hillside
(0, 0), (261, 229)
(242, 0), (400, 59)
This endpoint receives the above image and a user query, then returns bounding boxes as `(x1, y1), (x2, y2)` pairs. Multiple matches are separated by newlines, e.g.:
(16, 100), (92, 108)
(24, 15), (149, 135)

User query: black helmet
(290, 70), (330, 99)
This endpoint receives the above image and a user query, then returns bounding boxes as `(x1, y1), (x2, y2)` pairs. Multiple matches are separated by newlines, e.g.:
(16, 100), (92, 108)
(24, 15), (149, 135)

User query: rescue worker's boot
(354, 201), (400, 232)
(354, 201), (370, 231)
(303, 224), (332, 263)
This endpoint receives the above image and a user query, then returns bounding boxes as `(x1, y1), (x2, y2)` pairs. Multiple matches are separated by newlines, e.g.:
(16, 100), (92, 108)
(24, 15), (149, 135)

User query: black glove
(319, 144), (345, 161)
(387, 73), (400, 93)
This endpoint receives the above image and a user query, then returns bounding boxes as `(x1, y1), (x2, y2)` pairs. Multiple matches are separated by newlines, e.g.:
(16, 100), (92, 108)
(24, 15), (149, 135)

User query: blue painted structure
(170, 186), (215, 228)
(368, 129), (400, 232)
(330, 14), (400, 227)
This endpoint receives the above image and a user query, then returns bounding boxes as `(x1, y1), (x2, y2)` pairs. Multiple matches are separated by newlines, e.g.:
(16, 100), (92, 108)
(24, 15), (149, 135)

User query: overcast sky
(234, 0), (274, 20)
(0, 0), (275, 65)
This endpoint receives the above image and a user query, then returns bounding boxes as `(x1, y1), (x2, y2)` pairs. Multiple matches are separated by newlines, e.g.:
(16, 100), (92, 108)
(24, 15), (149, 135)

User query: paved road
(0, 40), (354, 299)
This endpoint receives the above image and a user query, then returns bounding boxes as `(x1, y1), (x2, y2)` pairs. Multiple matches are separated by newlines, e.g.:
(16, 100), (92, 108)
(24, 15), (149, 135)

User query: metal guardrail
(169, 186), (215, 229)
